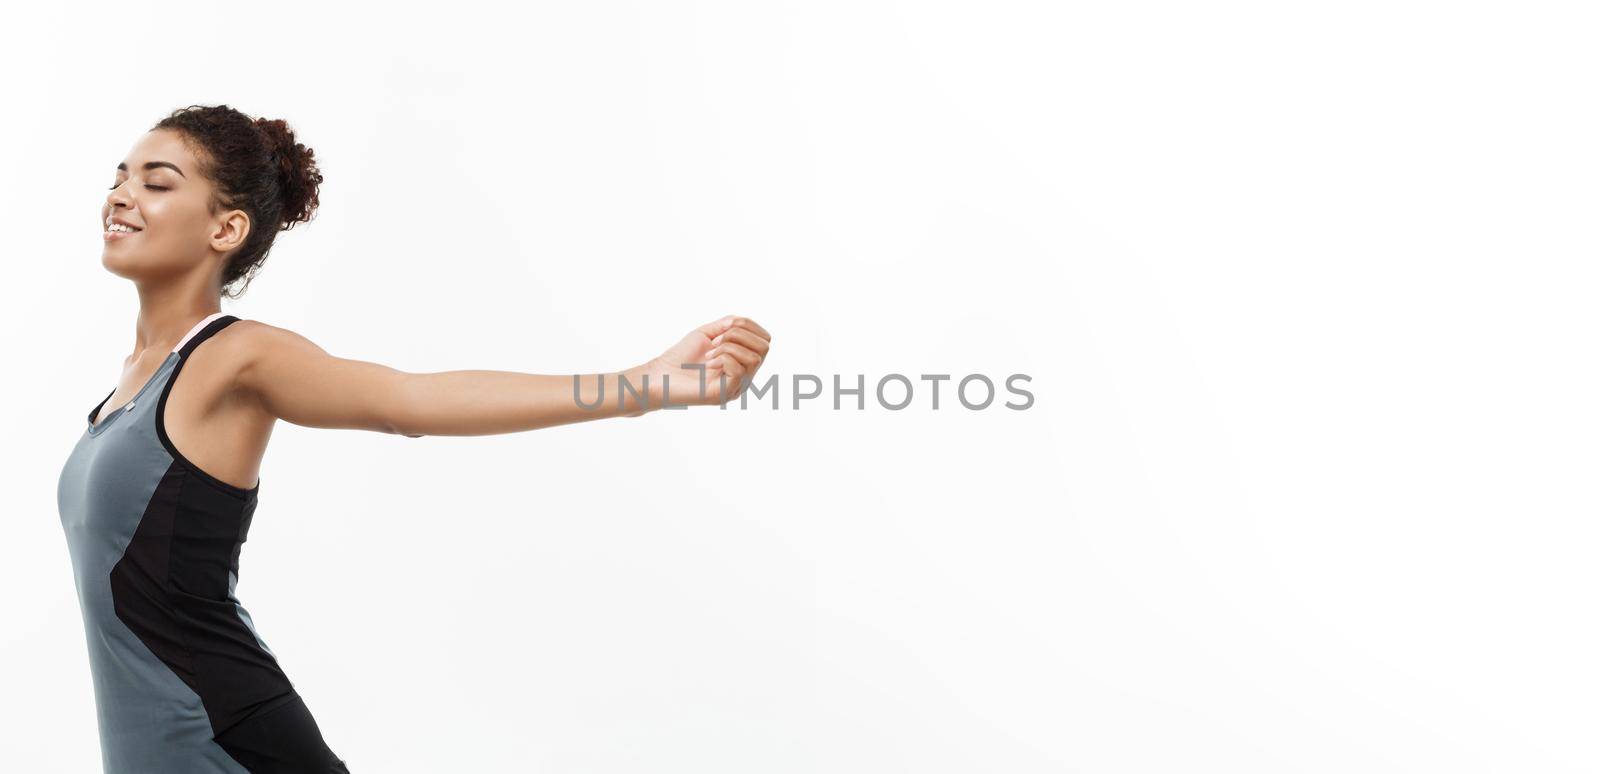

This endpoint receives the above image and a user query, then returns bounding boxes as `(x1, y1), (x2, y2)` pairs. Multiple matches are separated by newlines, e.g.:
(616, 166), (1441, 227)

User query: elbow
(387, 419), (424, 438)
(382, 418), (419, 438)
(380, 417), (421, 437)
(385, 372), (425, 437)
(387, 412), (425, 438)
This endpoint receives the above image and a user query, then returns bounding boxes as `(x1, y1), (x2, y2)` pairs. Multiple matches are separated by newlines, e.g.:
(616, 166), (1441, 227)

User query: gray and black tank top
(58, 312), (347, 773)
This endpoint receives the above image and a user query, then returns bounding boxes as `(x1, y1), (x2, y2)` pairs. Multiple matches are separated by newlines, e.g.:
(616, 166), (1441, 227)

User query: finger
(728, 316), (770, 342)
(694, 316), (737, 340)
(714, 352), (747, 380)
(702, 366), (736, 402)
(699, 339), (731, 364)
(704, 343), (758, 373)
(711, 340), (761, 371)
(712, 326), (769, 356)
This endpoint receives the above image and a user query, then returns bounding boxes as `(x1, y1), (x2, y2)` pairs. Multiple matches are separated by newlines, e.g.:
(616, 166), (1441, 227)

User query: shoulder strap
(176, 314), (241, 359)
(172, 311), (231, 354)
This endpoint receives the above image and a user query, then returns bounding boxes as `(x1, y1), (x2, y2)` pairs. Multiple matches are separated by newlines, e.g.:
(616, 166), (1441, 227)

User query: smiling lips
(104, 222), (142, 241)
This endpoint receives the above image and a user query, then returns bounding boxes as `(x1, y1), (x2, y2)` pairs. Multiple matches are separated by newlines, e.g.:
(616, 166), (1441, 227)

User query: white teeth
(106, 223), (136, 233)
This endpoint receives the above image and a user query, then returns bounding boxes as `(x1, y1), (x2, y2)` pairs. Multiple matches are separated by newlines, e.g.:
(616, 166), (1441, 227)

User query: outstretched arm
(234, 315), (772, 437)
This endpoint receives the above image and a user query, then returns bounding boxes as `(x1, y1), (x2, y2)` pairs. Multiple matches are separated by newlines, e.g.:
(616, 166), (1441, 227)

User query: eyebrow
(116, 160), (187, 178)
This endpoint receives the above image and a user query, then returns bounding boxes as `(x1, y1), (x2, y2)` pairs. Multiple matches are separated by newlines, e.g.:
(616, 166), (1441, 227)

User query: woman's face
(102, 129), (247, 284)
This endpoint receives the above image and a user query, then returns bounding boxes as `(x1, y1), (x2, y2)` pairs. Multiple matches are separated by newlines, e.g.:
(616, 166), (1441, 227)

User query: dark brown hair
(152, 104), (324, 298)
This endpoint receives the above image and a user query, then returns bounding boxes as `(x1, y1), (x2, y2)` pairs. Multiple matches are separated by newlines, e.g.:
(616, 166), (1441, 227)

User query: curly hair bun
(253, 117), (323, 231)
(152, 104), (325, 298)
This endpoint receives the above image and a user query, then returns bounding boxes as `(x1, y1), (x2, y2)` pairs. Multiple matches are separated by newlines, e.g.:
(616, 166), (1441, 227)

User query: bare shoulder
(216, 320), (329, 386)
(220, 319), (325, 353)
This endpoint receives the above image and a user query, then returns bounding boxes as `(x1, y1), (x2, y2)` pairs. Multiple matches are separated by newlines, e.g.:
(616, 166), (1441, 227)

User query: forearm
(393, 365), (658, 437)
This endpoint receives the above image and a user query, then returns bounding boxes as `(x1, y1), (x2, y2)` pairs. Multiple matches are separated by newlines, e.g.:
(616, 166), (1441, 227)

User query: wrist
(617, 362), (659, 417)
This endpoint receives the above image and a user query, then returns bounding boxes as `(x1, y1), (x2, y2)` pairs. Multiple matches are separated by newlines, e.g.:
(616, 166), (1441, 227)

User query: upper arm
(232, 321), (421, 436)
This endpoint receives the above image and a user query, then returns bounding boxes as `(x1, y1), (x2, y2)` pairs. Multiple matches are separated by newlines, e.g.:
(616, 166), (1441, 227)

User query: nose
(106, 181), (131, 211)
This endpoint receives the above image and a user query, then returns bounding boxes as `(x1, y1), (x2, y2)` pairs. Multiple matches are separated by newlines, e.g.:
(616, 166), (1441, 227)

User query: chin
(100, 250), (147, 280)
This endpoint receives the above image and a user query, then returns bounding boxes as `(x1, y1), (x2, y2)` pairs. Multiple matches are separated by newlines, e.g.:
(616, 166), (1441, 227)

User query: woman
(57, 104), (772, 773)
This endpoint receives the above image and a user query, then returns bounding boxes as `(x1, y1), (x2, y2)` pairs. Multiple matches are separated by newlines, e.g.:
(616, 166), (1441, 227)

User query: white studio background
(2, 1), (1596, 772)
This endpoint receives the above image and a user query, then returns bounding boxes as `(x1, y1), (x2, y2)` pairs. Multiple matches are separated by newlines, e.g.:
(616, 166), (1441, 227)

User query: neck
(132, 284), (222, 356)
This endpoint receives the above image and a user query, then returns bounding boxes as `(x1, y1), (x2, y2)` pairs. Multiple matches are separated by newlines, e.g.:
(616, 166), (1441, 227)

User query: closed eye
(106, 184), (169, 191)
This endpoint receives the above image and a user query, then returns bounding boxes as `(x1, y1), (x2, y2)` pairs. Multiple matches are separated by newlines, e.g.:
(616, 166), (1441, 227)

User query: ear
(211, 209), (252, 253)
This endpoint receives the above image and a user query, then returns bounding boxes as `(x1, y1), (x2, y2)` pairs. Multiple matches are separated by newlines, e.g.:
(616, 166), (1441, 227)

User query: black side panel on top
(111, 460), (297, 737)
(110, 463), (200, 693)
(167, 472), (296, 735)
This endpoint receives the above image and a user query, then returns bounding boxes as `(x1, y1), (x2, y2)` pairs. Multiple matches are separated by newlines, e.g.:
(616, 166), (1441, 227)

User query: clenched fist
(630, 315), (773, 410)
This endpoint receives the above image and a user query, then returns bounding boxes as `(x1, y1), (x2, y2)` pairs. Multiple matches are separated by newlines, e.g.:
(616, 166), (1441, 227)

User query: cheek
(146, 199), (211, 240)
